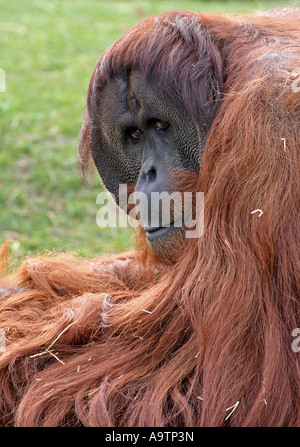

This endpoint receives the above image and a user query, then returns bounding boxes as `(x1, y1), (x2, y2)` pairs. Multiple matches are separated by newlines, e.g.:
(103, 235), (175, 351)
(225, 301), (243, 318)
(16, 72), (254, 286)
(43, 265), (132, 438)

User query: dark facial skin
(90, 70), (203, 256)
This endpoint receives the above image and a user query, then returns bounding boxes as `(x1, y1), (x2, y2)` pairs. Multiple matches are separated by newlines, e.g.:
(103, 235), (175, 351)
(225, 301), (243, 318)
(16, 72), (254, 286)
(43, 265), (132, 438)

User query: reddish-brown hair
(0, 9), (299, 426)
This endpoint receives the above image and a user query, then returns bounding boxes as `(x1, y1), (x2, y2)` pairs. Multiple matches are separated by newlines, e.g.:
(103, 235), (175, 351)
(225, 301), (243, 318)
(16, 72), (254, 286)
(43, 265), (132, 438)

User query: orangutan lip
(145, 222), (175, 240)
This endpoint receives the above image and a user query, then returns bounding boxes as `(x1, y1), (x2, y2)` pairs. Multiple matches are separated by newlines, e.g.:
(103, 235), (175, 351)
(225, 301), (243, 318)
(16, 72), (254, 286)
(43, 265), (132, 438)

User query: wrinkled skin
(90, 71), (205, 256)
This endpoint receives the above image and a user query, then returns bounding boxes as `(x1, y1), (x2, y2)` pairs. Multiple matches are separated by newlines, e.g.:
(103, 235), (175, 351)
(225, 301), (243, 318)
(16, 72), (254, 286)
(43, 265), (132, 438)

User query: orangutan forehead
(100, 71), (159, 118)
(99, 70), (186, 127)
(113, 71), (151, 118)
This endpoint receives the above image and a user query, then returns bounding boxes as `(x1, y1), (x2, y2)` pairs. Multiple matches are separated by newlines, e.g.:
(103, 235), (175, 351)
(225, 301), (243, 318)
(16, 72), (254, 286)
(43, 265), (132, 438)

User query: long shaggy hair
(0, 9), (299, 427)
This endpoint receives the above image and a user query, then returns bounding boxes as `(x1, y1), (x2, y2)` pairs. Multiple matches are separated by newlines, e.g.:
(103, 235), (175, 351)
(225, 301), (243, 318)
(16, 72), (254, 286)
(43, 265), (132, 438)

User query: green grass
(0, 0), (298, 266)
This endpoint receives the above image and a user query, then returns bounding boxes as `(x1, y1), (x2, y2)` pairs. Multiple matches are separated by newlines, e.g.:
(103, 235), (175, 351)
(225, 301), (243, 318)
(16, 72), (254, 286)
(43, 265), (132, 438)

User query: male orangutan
(0, 8), (299, 427)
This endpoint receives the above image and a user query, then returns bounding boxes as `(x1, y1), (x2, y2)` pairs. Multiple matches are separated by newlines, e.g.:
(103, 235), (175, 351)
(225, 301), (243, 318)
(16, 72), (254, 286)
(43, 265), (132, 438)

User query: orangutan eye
(129, 128), (143, 140)
(155, 121), (169, 130)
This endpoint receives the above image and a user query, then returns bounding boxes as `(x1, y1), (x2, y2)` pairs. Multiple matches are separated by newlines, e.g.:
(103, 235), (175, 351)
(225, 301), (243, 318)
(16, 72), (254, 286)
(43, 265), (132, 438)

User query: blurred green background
(0, 0), (298, 266)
